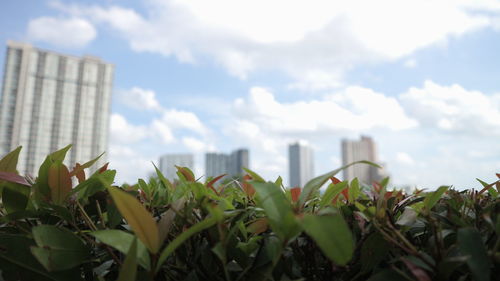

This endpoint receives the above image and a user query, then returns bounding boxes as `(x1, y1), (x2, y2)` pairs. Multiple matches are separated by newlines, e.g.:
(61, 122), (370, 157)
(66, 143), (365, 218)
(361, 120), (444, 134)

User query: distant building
(341, 136), (384, 184)
(0, 41), (113, 175)
(205, 152), (229, 179)
(159, 153), (194, 180)
(288, 142), (314, 188)
(230, 148), (249, 177)
(205, 148), (249, 179)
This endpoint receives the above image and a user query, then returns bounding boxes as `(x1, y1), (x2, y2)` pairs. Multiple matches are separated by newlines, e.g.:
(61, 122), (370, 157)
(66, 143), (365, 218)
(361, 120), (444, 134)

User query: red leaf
(290, 187), (301, 202)
(372, 182), (382, 193)
(341, 187), (349, 201)
(207, 174), (226, 195)
(0, 171), (30, 186)
(98, 162), (109, 173)
(72, 163), (86, 184)
(243, 182), (255, 197)
(176, 166), (195, 182)
(247, 218), (268, 235)
(330, 177), (342, 184)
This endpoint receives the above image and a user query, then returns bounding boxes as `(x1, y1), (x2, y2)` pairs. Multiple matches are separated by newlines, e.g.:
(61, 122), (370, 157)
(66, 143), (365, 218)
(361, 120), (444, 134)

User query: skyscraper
(229, 148), (249, 177)
(159, 153), (194, 180)
(205, 148), (249, 179)
(341, 136), (384, 184)
(288, 142), (314, 188)
(205, 152), (229, 179)
(0, 41), (113, 175)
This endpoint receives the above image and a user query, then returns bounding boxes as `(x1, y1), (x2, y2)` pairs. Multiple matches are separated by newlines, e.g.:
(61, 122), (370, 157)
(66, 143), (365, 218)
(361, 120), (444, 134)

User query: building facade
(0, 41), (113, 175)
(341, 136), (384, 184)
(288, 142), (314, 188)
(205, 148), (249, 179)
(229, 148), (249, 177)
(159, 153), (194, 181)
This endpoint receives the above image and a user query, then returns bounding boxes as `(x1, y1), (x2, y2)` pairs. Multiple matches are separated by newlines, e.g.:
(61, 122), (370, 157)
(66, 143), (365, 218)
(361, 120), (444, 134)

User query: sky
(1, 0), (500, 189)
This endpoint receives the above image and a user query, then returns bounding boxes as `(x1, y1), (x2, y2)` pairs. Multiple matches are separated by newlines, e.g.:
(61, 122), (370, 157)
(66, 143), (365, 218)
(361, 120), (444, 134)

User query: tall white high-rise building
(288, 142), (314, 188)
(159, 153), (194, 180)
(342, 136), (384, 184)
(0, 41), (114, 175)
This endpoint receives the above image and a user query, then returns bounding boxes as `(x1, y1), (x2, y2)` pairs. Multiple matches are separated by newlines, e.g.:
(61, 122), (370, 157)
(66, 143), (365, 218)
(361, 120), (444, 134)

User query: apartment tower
(159, 153), (194, 181)
(288, 142), (314, 188)
(341, 136), (383, 184)
(0, 41), (113, 175)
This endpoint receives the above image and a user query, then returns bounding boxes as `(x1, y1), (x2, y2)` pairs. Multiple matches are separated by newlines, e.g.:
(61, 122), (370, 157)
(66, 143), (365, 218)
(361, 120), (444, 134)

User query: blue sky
(2, 0), (500, 188)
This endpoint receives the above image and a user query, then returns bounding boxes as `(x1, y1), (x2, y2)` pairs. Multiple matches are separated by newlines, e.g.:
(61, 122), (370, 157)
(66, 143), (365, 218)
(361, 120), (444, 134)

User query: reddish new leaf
(0, 171), (30, 186)
(99, 162), (109, 173)
(290, 187), (301, 202)
(72, 163), (86, 183)
(175, 166), (195, 182)
(48, 162), (72, 204)
(330, 177), (342, 185)
(207, 174), (226, 195)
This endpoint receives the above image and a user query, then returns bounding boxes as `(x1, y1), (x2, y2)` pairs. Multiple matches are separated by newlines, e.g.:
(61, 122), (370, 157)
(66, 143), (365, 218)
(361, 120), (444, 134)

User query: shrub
(0, 145), (499, 280)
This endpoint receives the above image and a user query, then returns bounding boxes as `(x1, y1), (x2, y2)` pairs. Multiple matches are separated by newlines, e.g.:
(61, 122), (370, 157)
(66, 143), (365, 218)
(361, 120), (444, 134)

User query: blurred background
(1, 0), (499, 189)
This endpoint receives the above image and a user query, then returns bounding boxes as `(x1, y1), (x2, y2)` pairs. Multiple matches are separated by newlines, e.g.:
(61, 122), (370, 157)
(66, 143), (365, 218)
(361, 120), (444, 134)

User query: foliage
(0, 146), (499, 281)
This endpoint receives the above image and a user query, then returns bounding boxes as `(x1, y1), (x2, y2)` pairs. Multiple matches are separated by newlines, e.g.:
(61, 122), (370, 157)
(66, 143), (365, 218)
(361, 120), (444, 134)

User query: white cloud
(404, 58), (417, 68)
(400, 80), (500, 135)
(27, 16), (96, 48)
(119, 87), (162, 112)
(110, 114), (149, 144)
(233, 86), (417, 136)
(50, 0), (498, 88)
(109, 144), (153, 184)
(182, 137), (215, 152)
(396, 152), (415, 165)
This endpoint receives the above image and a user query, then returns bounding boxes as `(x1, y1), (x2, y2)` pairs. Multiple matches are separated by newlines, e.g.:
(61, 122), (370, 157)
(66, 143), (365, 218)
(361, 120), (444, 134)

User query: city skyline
(0, 41), (112, 175)
(1, 1), (500, 188)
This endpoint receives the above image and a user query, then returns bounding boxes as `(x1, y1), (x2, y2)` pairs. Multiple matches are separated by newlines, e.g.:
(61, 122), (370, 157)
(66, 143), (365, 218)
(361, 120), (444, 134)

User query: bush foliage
(0, 145), (499, 281)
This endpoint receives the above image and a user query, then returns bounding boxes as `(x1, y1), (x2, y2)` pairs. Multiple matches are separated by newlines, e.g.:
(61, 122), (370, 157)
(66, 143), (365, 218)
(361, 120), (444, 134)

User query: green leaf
(299, 161), (380, 207)
(0, 146), (22, 172)
(153, 162), (173, 190)
(396, 207), (418, 226)
(319, 181), (348, 208)
(0, 234), (54, 280)
(243, 168), (265, 182)
(360, 232), (389, 271)
(348, 178), (360, 203)
(2, 183), (30, 213)
(48, 162), (72, 205)
(106, 184), (160, 254)
(457, 228), (491, 281)
(156, 216), (217, 273)
(301, 212), (354, 265)
(71, 169), (115, 200)
(91, 230), (150, 270)
(36, 145), (73, 200)
(69, 152), (104, 177)
(117, 238), (138, 281)
(31, 225), (88, 271)
(423, 186), (448, 211)
(251, 181), (300, 240)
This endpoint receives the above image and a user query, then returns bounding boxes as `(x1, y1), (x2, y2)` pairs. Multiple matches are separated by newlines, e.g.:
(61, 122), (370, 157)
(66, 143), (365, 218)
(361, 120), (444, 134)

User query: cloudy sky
(2, 0), (500, 188)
